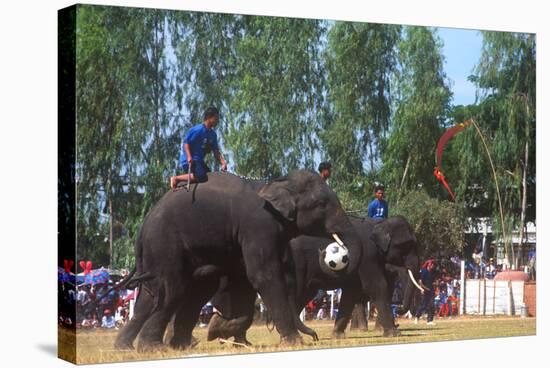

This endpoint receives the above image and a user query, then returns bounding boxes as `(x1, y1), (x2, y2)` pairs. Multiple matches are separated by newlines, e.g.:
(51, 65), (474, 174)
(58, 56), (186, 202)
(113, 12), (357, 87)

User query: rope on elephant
(345, 211), (368, 220)
(222, 171), (269, 183)
(218, 338), (252, 350)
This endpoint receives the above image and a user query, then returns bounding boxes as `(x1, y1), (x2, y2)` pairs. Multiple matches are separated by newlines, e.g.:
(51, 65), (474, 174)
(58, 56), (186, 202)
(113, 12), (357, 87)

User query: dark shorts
(181, 161), (210, 182)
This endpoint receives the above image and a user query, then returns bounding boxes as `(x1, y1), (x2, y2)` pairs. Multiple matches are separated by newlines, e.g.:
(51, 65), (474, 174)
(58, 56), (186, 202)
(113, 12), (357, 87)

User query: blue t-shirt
(179, 123), (219, 167)
(367, 199), (388, 220)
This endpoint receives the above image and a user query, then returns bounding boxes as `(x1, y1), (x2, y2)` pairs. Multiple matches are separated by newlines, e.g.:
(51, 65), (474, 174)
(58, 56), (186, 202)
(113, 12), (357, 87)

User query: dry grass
(60, 316), (536, 365)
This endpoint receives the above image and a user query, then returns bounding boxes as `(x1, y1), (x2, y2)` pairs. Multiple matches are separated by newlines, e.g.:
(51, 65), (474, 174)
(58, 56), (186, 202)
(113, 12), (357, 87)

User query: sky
(436, 27), (484, 107)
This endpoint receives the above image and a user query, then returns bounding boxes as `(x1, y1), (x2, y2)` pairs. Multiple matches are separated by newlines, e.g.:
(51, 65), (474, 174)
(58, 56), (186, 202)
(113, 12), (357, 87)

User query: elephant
(205, 215), (423, 343)
(114, 170), (363, 351)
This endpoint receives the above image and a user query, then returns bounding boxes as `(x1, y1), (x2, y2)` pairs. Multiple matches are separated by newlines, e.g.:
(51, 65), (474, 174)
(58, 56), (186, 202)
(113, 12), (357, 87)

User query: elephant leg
(229, 279), (256, 345)
(369, 283), (400, 337)
(114, 285), (153, 350)
(206, 272), (257, 344)
(332, 288), (360, 338)
(137, 281), (184, 352)
(245, 258), (301, 344)
(350, 302), (369, 332)
(360, 266), (400, 337)
(170, 279), (219, 350)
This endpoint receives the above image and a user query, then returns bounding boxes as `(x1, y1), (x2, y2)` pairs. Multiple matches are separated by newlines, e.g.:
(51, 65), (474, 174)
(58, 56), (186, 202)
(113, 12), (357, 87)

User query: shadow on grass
(36, 344), (57, 357)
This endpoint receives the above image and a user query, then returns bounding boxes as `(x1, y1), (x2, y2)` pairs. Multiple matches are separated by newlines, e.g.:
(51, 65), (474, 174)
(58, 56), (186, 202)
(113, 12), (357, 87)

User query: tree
(392, 190), (465, 262)
(223, 16), (326, 178)
(76, 6), (181, 268)
(451, 31), (536, 267)
(382, 27), (452, 199)
(322, 22), (401, 192)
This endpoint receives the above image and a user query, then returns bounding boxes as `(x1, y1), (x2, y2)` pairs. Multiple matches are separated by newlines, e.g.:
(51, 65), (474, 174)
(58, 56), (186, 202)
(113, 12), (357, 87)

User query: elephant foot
(114, 340), (135, 351)
(280, 333), (303, 346)
(234, 336), (253, 347)
(332, 331), (346, 339)
(137, 339), (167, 353)
(383, 328), (401, 337)
(207, 313), (231, 341)
(169, 336), (200, 350)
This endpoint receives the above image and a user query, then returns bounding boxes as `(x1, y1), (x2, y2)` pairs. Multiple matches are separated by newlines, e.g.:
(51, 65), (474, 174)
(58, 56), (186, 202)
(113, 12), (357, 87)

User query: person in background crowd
(115, 306), (126, 328)
(486, 258), (496, 279)
(446, 278), (455, 298)
(101, 309), (116, 329)
(82, 313), (99, 329)
(447, 291), (459, 317)
(438, 282), (449, 317)
(316, 296), (329, 320)
(76, 286), (88, 306)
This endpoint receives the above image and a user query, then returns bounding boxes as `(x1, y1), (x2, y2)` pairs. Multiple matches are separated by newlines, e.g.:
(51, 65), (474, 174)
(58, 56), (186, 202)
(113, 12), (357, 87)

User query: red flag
(434, 119), (472, 200)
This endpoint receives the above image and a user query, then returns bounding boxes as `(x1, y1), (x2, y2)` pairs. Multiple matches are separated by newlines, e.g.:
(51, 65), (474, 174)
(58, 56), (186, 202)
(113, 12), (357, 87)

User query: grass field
(61, 316), (536, 364)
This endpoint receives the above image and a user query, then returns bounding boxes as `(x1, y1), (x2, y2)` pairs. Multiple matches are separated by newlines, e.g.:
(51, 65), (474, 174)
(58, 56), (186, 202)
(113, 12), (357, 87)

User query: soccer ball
(323, 242), (349, 271)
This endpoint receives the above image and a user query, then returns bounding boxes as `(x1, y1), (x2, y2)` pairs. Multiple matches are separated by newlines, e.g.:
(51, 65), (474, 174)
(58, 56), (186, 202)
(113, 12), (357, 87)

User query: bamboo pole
(469, 119), (509, 264)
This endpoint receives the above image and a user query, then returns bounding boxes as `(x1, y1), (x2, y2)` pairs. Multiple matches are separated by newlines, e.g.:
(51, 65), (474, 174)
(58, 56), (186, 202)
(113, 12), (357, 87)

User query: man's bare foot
(170, 176), (177, 189)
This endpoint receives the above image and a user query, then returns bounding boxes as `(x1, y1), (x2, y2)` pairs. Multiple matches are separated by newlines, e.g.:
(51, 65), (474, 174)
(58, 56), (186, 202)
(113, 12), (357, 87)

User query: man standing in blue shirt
(367, 184), (388, 220)
(414, 259), (436, 325)
(170, 107), (227, 189)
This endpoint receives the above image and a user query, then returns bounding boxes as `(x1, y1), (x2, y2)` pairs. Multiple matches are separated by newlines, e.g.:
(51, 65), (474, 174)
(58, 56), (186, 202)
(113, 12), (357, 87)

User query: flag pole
(469, 118), (509, 264)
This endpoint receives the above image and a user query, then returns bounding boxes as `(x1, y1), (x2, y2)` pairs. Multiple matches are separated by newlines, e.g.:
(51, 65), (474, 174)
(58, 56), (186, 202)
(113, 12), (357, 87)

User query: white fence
(463, 279), (524, 316)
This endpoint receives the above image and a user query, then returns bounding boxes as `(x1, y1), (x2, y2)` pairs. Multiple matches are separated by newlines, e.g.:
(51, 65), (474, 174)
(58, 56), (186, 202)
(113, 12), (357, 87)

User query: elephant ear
(371, 226), (391, 253)
(389, 218), (416, 247)
(258, 179), (297, 221)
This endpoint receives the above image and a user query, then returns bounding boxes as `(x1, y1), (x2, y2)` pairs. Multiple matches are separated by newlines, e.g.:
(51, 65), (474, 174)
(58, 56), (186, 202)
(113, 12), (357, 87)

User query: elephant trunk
(401, 255), (421, 313)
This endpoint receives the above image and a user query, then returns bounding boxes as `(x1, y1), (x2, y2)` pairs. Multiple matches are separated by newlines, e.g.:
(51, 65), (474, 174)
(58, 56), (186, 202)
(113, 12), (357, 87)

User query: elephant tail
(289, 296), (319, 341)
(116, 267), (137, 290)
(125, 270), (156, 290)
(120, 224), (156, 289)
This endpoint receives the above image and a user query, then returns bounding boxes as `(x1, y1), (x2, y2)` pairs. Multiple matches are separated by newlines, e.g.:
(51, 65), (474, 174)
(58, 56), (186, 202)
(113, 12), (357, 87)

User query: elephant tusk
(408, 269), (425, 292)
(331, 233), (348, 251)
(332, 233), (344, 246)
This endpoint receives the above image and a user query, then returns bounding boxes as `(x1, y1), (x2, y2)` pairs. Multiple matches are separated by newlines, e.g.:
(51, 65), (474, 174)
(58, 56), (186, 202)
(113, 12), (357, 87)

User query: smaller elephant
(205, 216), (424, 344)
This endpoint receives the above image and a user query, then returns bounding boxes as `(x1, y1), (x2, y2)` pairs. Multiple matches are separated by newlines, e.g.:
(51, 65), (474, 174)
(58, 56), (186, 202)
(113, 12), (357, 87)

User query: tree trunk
(400, 154), (411, 188)
(350, 303), (368, 331)
(516, 140), (528, 269)
(368, 131), (375, 173)
(396, 153), (411, 207)
(109, 198), (113, 269)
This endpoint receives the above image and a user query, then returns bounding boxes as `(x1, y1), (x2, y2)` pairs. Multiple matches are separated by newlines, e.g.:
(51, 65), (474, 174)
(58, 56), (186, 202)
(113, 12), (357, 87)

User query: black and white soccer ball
(323, 242), (349, 271)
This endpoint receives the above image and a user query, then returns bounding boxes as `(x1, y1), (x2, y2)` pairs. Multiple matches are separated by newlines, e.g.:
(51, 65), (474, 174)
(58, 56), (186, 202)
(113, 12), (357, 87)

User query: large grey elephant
(206, 216), (423, 343)
(114, 170), (363, 351)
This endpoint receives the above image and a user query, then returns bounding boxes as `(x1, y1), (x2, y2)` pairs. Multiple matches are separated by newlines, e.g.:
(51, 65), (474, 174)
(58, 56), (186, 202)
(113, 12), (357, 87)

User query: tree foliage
(382, 27), (452, 198)
(322, 22), (400, 190)
(392, 190), (465, 260)
(71, 5), (535, 268)
(446, 32), (536, 265)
